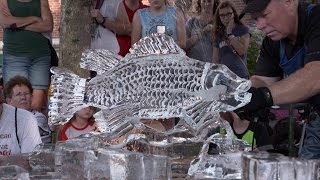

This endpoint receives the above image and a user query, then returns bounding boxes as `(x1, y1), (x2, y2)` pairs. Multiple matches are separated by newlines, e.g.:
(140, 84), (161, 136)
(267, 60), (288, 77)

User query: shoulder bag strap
(15, 107), (21, 148)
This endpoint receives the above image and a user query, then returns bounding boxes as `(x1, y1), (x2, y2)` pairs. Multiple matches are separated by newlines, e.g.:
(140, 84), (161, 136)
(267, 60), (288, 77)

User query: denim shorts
(3, 54), (51, 89)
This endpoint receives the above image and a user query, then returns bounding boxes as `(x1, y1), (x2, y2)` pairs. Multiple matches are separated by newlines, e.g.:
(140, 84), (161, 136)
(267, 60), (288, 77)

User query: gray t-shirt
(214, 24), (249, 79)
(186, 17), (214, 63)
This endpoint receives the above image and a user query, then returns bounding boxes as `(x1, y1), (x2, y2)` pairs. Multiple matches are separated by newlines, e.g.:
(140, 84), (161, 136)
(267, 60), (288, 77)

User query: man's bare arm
(250, 75), (280, 88)
(24, 0), (53, 32)
(268, 61), (320, 105)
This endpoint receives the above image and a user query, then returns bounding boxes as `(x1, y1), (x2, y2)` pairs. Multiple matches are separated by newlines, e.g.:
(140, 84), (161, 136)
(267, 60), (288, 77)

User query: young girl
(212, 1), (250, 79)
(131, 0), (186, 49)
(58, 106), (99, 141)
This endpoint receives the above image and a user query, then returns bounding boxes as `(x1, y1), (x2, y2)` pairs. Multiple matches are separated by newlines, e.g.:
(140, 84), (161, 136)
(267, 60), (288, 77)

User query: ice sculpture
(187, 152), (243, 179)
(242, 151), (320, 180)
(49, 33), (251, 140)
(0, 165), (30, 179)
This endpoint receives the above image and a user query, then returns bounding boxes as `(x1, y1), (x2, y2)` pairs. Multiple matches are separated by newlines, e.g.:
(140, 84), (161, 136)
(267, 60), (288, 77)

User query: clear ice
(49, 33), (251, 142)
(2, 33), (320, 180)
(46, 34), (254, 179)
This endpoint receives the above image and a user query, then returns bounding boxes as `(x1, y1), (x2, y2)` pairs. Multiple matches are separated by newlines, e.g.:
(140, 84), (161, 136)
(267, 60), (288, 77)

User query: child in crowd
(131, 0), (186, 49)
(58, 106), (99, 141)
(212, 1), (250, 79)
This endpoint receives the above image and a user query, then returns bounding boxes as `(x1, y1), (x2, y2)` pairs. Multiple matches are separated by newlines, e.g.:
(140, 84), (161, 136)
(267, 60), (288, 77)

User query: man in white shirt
(4, 76), (48, 145)
(0, 96), (41, 155)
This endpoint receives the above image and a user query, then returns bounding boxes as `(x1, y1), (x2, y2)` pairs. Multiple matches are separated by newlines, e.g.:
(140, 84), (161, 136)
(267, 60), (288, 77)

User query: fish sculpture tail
(48, 67), (88, 125)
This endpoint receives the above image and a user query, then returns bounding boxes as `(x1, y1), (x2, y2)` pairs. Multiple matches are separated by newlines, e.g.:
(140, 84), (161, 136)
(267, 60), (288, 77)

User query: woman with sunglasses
(212, 1), (250, 79)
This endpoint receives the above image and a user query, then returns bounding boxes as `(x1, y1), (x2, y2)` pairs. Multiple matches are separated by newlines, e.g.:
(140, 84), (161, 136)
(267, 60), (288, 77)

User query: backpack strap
(15, 107), (21, 149)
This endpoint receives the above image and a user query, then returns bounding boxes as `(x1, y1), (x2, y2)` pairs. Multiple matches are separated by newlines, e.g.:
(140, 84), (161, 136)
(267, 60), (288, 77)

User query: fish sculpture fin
(93, 105), (139, 134)
(182, 100), (221, 135)
(125, 33), (186, 60)
(80, 49), (123, 76)
(48, 67), (89, 125)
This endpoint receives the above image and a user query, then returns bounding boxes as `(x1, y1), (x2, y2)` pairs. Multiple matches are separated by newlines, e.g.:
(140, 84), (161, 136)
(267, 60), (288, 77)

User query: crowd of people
(0, 0), (320, 161)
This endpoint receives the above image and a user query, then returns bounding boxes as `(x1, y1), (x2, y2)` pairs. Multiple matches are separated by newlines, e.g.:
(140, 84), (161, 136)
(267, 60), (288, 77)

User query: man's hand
(235, 87), (274, 119)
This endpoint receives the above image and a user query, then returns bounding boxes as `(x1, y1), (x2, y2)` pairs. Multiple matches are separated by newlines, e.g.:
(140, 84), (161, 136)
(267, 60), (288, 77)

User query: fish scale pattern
(85, 58), (205, 111)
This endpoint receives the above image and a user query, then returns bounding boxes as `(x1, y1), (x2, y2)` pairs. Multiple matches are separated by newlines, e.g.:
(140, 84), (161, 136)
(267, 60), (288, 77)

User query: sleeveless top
(138, 6), (177, 40)
(3, 0), (50, 57)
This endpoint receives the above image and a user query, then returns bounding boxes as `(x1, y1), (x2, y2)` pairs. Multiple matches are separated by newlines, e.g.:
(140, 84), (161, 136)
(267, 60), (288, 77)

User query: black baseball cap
(243, 0), (271, 14)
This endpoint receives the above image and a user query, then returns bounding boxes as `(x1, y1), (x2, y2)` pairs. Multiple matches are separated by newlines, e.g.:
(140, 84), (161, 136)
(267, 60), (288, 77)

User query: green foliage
(247, 25), (265, 75)
(247, 40), (260, 75)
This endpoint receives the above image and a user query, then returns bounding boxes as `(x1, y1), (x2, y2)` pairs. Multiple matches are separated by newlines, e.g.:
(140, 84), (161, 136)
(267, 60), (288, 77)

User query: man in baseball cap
(235, 0), (320, 159)
(242, 0), (271, 14)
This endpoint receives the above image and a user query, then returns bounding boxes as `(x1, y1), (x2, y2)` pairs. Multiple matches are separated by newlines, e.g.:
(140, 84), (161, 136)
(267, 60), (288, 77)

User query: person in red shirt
(91, 0), (148, 57)
(58, 106), (99, 141)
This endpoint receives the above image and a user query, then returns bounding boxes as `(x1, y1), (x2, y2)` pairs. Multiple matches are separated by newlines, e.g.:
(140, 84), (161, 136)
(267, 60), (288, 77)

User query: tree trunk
(59, 0), (92, 77)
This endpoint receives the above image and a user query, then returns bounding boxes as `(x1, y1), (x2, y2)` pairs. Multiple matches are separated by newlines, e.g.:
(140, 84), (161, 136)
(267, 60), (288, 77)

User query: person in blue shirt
(131, 0), (186, 50)
(212, 1), (250, 79)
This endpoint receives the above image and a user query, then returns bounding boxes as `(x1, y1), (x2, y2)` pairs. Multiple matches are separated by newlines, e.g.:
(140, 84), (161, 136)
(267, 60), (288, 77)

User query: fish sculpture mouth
(49, 33), (252, 147)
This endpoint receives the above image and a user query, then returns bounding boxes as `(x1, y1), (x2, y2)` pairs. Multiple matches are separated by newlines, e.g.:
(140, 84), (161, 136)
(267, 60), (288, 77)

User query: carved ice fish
(48, 34), (251, 136)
